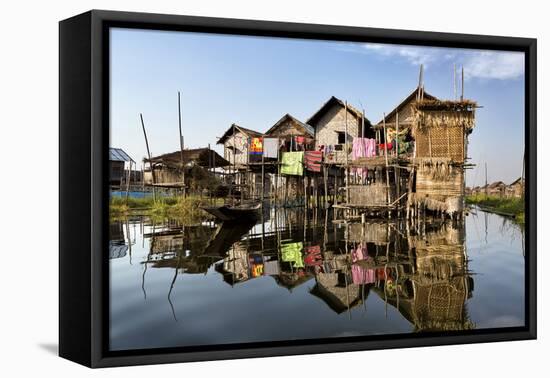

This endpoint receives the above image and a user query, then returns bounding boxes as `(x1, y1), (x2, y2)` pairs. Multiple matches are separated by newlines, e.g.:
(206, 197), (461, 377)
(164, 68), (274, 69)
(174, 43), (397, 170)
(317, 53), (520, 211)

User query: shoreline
(465, 194), (524, 224)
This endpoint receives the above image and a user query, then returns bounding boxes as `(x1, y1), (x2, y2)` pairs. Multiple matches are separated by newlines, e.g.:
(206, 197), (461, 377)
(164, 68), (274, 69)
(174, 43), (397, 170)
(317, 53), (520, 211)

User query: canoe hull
(202, 204), (261, 222)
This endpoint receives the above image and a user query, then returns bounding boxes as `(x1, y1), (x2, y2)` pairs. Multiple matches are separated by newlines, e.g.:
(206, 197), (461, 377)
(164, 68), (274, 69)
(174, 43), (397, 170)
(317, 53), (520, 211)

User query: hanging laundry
(263, 137), (279, 159)
(351, 138), (376, 180)
(352, 245), (369, 262)
(281, 242), (304, 268)
(304, 245), (322, 266)
(295, 136), (306, 144)
(304, 151), (323, 172)
(263, 258), (280, 275)
(376, 267), (389, 281)
(281, 151), (304, 176)
(249, 137), (263, 155)
(351, 244), (375, 284)
(248, 253), (264, 277)
(352, 264), (376, 285)
(378, 143), (393, 153)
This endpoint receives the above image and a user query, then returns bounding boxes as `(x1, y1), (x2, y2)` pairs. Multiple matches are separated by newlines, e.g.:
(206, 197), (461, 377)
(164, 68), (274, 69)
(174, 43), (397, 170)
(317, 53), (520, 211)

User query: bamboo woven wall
(415, 124), (464, 162)
(346, 222), (390, 244)
(348, 184), (393, 206)
(412, 278), (471, 331)
(415, 164), (464, 202)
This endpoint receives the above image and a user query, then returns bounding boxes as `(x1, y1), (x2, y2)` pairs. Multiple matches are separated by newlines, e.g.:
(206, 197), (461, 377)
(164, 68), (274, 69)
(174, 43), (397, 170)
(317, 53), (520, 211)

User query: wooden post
(428, 128), (432, 157)
(303, 174), (308, 208)
(139, 113), (156, 202)
(395, 113), (400, 214)
(461, 66), (465, 101)
(383, 113), (390, 209)
(345, 101), (350, 205)
(261, 144), (265, 207)
(324, 164), (329, 208)
(361, 110), (365, 138)
(395, 112), (399, 157)
(453, 63), (457, 100)
(406, 167), (415, 221)
(485, 162), (488, 196)
(212, 146), (216, 204)
(177, 91), (186, 198)
(125, 160), (132, 203)
(231, 124), (236, 204)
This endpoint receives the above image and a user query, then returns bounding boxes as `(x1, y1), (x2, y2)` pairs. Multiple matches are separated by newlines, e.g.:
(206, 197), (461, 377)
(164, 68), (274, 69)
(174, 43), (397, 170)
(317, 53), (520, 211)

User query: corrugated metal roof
(109, 148), (134, 162)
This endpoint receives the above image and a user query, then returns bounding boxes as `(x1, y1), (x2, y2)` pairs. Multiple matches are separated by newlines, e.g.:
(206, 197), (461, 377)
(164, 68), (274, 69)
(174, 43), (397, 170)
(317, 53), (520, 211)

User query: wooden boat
(201, 221), (256, 256)
(201, 202), (262, 222)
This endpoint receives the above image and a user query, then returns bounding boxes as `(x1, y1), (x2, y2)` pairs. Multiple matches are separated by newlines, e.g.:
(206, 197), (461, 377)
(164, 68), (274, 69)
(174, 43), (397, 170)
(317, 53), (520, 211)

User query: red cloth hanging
(304, 151), (323, 172)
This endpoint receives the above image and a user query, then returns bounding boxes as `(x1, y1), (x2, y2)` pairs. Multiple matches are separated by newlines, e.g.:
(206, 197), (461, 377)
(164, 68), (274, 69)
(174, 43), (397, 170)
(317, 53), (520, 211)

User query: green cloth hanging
(281, 242), (304, 268)
(281, 152), (304, 176)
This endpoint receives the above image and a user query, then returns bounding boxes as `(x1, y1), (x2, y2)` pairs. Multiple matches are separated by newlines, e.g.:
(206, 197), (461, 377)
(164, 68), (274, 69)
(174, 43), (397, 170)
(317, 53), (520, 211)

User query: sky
(110, 28), (525, 186)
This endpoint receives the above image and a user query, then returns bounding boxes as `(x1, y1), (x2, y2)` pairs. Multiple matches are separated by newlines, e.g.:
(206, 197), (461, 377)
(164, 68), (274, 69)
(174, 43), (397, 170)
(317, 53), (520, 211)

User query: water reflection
(109, 208), (524, 351)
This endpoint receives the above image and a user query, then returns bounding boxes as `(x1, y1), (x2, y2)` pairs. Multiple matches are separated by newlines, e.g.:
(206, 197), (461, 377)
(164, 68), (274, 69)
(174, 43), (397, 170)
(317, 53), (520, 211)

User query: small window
(337, 131), (346, 144)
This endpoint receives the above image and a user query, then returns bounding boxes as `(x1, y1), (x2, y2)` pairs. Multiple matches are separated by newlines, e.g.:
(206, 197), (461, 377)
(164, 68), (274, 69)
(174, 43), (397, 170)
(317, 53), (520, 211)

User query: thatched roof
(487, 181), (506, 189)
(265, 113), (314, 137)
(217, 123), (263, 145)
(306, 96), (370, 128)
(414, 99), (477, 112)
(144, 148), (230, 168)
(509, 177), (524, 186)
(375, 87), (437, 127)
(309, 281), (366, 314)
(411, 97), (477, 136)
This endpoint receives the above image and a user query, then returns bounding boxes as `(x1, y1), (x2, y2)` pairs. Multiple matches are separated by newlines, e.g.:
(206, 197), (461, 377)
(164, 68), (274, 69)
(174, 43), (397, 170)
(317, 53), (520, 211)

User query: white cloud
(355, 43), (524, 81)
(463, 51), (524, 80)
(362, 43), (454, 67)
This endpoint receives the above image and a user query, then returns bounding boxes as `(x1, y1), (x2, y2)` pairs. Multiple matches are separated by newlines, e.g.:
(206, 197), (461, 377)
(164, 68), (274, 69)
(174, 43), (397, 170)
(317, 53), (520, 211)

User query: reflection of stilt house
(310, 272), (366, 314)
(215, 244), (250, 285)
(377, 220), (474, 331)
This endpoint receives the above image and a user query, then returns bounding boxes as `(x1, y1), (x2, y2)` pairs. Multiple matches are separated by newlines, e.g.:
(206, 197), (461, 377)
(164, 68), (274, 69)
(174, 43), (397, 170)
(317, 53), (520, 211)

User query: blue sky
(110, 28), (525, 186)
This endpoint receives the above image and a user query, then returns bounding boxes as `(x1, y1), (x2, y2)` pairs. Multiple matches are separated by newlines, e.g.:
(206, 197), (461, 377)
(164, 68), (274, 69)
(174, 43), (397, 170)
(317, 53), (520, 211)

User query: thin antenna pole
(461, 66), (464, 101)
(521, 150), (525, 199)
(178, 91), (186, 197)
(417, 64), (424, 101)
(485, 162), (488, 195)
(361, 109), (365, 138)
(453, 63), (457, 100)
(140, 113), (156, 201)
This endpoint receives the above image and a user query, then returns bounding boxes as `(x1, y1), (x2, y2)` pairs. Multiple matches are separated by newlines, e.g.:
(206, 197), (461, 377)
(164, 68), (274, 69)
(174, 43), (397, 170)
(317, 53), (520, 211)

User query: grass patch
(466, 194), (524, 224)
(110, 195), (224, 224)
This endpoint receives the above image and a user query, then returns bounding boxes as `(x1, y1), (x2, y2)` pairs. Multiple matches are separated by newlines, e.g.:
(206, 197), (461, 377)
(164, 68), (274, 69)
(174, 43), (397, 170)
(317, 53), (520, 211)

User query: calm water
(109, 208), (525, 351)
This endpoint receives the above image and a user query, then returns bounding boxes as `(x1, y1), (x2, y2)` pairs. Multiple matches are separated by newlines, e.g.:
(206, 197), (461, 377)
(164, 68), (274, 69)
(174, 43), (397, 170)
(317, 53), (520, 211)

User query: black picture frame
(59, 9), (537, 368)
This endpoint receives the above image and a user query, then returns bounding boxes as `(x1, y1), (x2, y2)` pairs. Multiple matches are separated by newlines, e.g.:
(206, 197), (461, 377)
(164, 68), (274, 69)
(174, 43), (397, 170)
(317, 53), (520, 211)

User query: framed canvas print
(59, 10), (536, 368)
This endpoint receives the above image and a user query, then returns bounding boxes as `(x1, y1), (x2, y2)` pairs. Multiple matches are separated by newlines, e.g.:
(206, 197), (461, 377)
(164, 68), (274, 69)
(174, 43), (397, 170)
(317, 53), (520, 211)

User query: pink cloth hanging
(351, 138), (376, 181)
(352, 265), (376, 285)
(351, 244), (375, 284)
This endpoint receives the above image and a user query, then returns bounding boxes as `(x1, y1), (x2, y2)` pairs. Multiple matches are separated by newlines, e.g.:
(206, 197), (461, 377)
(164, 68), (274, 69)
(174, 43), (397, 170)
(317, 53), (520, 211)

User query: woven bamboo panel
(416, 166), (463, 201)
(415, 125), (464, 162)
(346, 222), (389, 244)
(412, 278), (469, 330)
(348, 184), (393, 206)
